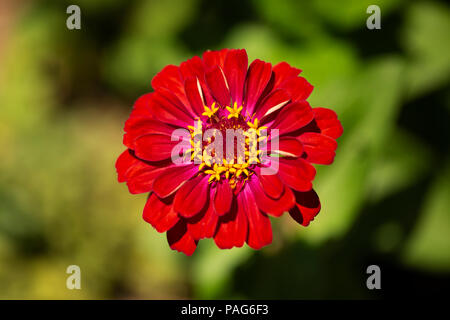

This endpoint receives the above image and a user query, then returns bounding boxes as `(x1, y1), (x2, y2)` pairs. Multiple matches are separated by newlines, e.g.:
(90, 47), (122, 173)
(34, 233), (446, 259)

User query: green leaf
(402, 164), (450, 272)
(192, 240), (252, 299)
(366, 129), (432, 202)
(402, 2), (450, 99)
(300, 57), (405, 243)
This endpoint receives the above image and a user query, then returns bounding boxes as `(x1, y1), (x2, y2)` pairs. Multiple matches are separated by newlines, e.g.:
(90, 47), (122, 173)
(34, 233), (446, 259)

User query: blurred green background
(0, 0), (449, 299)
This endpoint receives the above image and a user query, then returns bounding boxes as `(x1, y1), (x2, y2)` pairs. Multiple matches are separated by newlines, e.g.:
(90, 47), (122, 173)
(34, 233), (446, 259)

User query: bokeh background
(0, 0), (449, 299)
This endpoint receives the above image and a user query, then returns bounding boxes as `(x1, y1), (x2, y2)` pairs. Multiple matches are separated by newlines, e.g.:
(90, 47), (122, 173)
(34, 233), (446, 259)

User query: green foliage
(403, 164), (450, 272)
(0, 0), (448, 299)
(402, 1), (450, 99)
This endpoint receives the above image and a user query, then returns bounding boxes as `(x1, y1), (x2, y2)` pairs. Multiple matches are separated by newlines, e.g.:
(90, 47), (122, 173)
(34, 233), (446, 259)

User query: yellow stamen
(226, 102), (243, 119)
(191, 105), (268, 186)
(202, 102), (219, 118)
(246, 118), (267, 136)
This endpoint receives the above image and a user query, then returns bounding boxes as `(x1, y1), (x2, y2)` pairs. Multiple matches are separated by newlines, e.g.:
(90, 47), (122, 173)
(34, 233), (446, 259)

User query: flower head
(116, 49), (343, 255)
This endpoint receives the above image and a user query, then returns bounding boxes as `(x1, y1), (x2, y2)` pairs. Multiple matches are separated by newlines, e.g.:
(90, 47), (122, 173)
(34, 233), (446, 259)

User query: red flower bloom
(116, 49), (343, 255)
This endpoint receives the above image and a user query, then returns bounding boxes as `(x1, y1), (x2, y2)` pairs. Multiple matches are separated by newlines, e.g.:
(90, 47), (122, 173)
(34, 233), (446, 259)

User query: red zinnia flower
(116, 49), (343, 255)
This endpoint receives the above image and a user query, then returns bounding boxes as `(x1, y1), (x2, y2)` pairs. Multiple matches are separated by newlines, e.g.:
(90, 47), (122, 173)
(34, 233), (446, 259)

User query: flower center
(187, 102), (268, 189)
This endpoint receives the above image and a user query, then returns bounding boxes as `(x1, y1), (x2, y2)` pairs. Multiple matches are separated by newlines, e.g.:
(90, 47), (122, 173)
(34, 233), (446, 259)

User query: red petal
(152, 164), (197, 198)
(151, 65), (190, 109)
(128, 93), (154, 118)
(280, 76), (313, 102)
(254, 167), (284, 199)
(242, 188), (273, 250)
(174, 175), (209, 218)
(289, 189), (321, 226)
(180, 56), (214, 107)
(214, 180), (233, 215)
(214, 196), (248, 249)
(271, 101), (314, 136)
(184, 77), (206, 117)
(248, 177), (295, 217)
(203, 49), (229, 70)
(224, 49), (248, 106)
(244, 59), (272, 114)
(298, 132), (337, 165)
(277, 158), (316, 192)
(116, 149), (139, 183)
(270, 136), (304, 158)
(116, 150), (167, 194)
(127, 166), (167, 194)
(124, 119), (180, 149)
(313, 107), (343, 139)
(143, 194), (179, 232)
(205, 65), (230, 107)
(187, 190), (219, 240)
(179, 55), (204, 79)
(167, 220), (198, 256)
(134, 133), (189, 162)
(272, 62), (302, 88)
(255, 89), (290, 121)
(149, 90), (195, 127)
